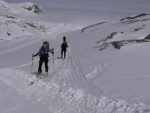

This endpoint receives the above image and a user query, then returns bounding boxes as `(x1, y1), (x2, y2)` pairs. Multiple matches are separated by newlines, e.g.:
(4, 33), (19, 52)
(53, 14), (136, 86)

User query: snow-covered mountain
(0, 0), (80, 40)
(0, 0), (44, 14)
(1, 0), (150, 113)
(10, 2), (44, 14)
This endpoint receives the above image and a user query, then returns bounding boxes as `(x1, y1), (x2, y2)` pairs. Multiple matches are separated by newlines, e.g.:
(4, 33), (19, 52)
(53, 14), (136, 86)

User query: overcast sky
(5, 0), (150, 14)
(4, 0), (150, 26)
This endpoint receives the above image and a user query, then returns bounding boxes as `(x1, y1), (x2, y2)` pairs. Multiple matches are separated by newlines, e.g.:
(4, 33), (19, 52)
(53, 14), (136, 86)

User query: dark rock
(145, 34), (150, 39)
(134, 28), (143, 32)
(120, 13), (150, 21)
(112, 41), (124, 49)
(32, 5), (42, 13)
(6, 15), (17, 19)
(25, 22), (36, 28)
(24, 4), (44, 14)
(107, 32), (118, 39)
(81, 22), (106, 33)
(7, 32), (11, 36)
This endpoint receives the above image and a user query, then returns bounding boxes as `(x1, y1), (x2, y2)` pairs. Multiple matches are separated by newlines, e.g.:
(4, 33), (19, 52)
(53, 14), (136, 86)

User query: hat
(63, 36), (66, 40)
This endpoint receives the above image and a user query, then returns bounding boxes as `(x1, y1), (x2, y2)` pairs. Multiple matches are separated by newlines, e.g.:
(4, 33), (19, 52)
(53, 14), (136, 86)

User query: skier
(61, 36), (68, 59)
(32, 41), (54, 77)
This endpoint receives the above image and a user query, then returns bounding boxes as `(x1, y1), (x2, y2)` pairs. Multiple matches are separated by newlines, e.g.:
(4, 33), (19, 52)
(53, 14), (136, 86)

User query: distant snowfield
(38, 9), (127, 27)
(1, 0), (150, 113)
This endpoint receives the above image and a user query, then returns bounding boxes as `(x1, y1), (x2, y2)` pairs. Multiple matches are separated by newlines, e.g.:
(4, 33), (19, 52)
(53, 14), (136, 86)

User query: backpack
(61, 41), (68, 49)
(39, 46), (49, 57)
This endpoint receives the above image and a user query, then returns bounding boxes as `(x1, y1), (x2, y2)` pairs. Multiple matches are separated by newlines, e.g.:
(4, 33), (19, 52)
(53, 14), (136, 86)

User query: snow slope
(67, 13), (150, 105)
(0, 0), (80, 40)
(1, 0), (150, 113)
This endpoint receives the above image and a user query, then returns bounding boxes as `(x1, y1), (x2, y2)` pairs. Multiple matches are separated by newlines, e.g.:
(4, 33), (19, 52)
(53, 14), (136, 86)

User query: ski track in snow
(68, 50), (109, 96)
(1, 35), (149, 113)
(0, 28), (150, 113)
(1, 1), (150, 112)
(0, 67), (150, 113)
(13, 58), (39, 69)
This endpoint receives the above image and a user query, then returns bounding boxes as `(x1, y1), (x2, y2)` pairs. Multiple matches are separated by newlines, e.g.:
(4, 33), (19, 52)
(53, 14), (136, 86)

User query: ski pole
(67, 48), (70, 58)
(31, 54), (34, 74)
(52, 48), (54, 74)
(53, 53), (54, 74)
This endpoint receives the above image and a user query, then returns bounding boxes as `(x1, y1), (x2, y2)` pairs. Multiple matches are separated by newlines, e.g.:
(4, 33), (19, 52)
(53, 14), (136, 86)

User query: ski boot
(38, 72), (42, 78)
(45, 72), (48, 77)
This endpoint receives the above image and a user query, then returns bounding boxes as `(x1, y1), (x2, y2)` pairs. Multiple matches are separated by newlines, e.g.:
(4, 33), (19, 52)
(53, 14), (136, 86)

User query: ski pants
(61, 49), (66, 59)
(38, 57), (49, 73)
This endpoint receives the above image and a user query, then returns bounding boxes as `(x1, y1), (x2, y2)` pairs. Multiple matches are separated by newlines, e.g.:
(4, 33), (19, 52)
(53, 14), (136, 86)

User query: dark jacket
(61, 41), (68, 51)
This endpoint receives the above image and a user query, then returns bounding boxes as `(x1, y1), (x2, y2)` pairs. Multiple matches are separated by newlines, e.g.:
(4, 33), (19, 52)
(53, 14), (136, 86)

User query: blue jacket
(34, 46), (53, 57)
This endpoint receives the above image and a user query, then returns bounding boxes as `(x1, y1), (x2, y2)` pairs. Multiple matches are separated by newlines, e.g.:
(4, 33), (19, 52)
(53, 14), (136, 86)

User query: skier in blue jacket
(32, 41), (54, 77)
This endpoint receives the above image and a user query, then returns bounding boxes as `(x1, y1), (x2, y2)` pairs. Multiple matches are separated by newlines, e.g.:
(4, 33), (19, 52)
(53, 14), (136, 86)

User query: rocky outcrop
(95, 32), (119, 50)
(112, 39), (150, 49)
(95, 32), (150, 50)
(81, 22), (106, 33)
(119, 13), (150, 25)
(25, 22), (47, 32)
(24, 4), (44, 14)
(120, 13), (150, 21)
(97, 32), (118, 44)
(145, 34), (150, 39)
(111, 41), (124, 49)
(6, 15), (17, 19)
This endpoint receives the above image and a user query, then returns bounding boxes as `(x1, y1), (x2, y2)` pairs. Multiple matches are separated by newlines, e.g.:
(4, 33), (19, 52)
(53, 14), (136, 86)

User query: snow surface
(1, 0), (150, 113)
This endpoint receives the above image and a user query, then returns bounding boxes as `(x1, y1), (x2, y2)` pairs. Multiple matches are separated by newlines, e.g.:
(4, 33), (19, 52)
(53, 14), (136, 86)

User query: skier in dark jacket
(61, 36), (68, 59)
(32, 41), (54, 77)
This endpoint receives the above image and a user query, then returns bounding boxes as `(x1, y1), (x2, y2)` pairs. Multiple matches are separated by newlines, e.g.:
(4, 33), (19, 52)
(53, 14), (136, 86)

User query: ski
(29, 73), (48, 86)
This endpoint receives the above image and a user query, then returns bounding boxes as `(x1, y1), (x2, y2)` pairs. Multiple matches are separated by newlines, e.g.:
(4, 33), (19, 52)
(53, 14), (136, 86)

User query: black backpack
(39, 46), (49, 57)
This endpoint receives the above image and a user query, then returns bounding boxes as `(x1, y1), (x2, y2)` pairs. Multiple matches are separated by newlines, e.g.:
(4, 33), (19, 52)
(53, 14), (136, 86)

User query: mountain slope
(0, 0), (80, 40)
(1, 1), (150, 113)
(67, 13), (150, 105)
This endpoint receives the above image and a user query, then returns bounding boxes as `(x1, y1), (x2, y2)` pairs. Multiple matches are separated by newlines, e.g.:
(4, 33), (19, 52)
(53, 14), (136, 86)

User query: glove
(52, 48), (54, 54)
(32, 53), (34, 57)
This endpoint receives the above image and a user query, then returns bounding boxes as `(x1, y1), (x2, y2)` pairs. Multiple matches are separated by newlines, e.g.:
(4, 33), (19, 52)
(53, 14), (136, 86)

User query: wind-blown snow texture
(1, 0), (150, 113)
